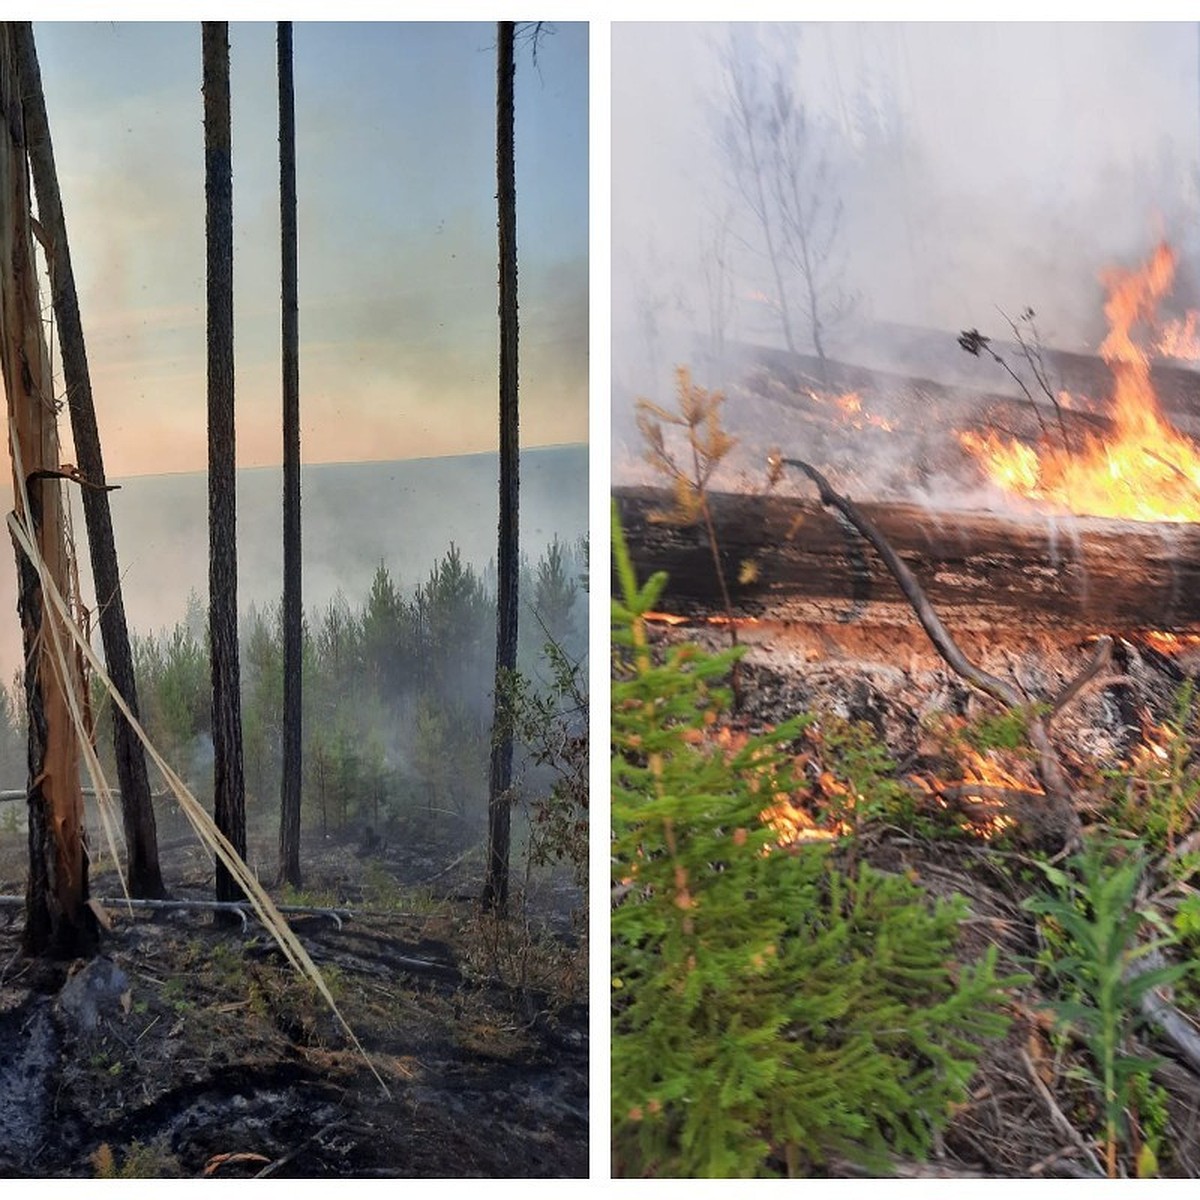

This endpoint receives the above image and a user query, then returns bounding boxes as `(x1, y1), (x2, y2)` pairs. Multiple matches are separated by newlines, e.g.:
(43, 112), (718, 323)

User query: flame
(911, 746), (1029, 839)
(642, 610), (689, 626)
(642, 611), (762, 629)
(960, 242), (1200, 522)
(1156, 311), (1200, 360)
(1135, 718), (1174, 766)
(1143, 630), (1200, 655)
(813, 389), (895, 432)
(759, 796), (845, 845)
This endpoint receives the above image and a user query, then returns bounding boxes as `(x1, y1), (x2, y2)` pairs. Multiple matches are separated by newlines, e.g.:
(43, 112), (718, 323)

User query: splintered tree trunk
(482, 20), (519, 913)
(203, 22), (246, 908)
(277, 20), (302, 889)
(13, 22), (165, 900)
(0, 26), (96, 957)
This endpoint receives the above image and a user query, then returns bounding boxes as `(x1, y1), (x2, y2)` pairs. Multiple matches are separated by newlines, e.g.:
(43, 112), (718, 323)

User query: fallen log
(613, 484), (1200, 632)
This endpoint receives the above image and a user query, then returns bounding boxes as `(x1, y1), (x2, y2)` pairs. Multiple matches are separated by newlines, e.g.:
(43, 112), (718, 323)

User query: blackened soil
(0, 832), (587, 1178)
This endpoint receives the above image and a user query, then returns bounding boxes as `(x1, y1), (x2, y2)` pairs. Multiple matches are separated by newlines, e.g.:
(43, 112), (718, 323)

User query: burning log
(613, 484), (1200, 634)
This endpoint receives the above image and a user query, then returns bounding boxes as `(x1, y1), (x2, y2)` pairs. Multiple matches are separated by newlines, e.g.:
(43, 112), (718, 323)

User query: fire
(642, 611), (762, 629)
(1156, 311), (1200, 360)
(814, 389), (895, 432)
(1143, 630), (1200, 655)
(1134, 717), (1174, 766)
(960, 242), (1200, 522)
(911, 746), (1028, 839)
(759, 795), (846, 846)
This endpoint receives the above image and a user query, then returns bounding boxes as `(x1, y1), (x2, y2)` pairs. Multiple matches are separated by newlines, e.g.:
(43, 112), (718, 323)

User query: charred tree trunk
(277, 20), (302, 889)
(482, 20), (519, 914)
(203, 22), (246, 910)
(0, 26), (96, 957)
(614, 484), (1200, 633)
(13, 22), (165, 900)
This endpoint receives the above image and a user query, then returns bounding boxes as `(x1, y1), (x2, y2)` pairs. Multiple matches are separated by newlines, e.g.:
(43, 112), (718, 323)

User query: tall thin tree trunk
(13, 22), (165, 900)
(202, 21), (245, 909)
(0, 25), (95, 957)
(482, 20), (519, 913)
(277, 20), (302, 888)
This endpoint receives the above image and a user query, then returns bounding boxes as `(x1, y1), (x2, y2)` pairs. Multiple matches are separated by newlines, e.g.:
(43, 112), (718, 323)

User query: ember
(820, 389), (894, 432)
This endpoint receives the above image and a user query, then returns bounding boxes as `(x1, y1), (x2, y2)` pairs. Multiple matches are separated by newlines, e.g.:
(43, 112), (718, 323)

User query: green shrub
(611, 506), (1015, 1177)
(1024, 837), (1192, 1177)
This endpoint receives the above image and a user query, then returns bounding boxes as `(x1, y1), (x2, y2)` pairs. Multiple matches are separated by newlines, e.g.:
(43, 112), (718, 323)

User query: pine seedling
(612, 505), (1016, 1177)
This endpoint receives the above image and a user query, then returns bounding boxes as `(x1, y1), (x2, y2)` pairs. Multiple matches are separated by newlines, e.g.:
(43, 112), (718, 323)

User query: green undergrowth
(610, 506), (1017, 1177)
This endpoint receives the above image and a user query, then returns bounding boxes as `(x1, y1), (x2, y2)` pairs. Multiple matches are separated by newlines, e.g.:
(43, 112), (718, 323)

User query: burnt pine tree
(203, 21), (247, 908)
(277, 20), (303, 888)
(14, 22), (166, 900)
(482, 19), (519, 912)
(0, 25), (96, 956)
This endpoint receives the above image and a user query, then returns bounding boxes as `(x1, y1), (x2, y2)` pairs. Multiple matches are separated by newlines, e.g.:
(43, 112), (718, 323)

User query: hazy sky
(613, 22), (1200, 380)
(32, 20), (588, 478)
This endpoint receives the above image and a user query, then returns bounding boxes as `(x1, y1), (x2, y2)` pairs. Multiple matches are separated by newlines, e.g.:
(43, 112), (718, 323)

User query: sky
(31, 20), (588, 478)
(612, 22), (1200, 393)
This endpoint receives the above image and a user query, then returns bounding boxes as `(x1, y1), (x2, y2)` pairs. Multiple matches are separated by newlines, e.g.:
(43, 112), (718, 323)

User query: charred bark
(0, 26), (96, 957)
(482, 20), (519, 914)
(203, 22), (246, 911)
(613, 484), (1200, 633)
(13, 22), (165, 900)
(277, 20), (302, 890)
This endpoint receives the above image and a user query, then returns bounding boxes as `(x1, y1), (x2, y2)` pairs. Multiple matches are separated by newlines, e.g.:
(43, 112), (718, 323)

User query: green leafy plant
(1024, 836), (1192, 1178)
(611, 505), (1015, 1177)
(960, 704), (1045, 754)
(499, 633), (589, 889)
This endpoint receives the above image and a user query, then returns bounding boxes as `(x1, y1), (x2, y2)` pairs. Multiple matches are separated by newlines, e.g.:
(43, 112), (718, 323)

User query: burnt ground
(0, 821), (587, 1178)
(638, 616), (1200, 1179)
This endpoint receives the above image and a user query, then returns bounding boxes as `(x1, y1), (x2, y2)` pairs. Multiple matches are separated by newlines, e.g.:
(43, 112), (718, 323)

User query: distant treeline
(0, 535), (588, 851)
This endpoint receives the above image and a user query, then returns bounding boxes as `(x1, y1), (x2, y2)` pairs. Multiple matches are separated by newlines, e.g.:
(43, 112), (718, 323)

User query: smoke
(613, 22), (1200, 430)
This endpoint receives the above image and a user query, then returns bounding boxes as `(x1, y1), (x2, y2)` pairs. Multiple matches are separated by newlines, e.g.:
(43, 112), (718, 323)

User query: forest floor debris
(0, 827), (587, 1178)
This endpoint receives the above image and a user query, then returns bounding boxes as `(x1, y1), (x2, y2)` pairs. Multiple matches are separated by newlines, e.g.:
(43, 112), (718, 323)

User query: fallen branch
(932, 783), (1047, 807)
(1135, 946), (1200, 1077)
(1047, 637), (1114, 720)
(1018, 1047), (1105, 1178)
(0, 895), (354, 931)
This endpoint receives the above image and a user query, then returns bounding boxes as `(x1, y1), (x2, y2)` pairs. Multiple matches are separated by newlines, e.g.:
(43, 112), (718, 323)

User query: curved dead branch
(1047, 636), (1114, 721)
(783, 459), (1022, 706)
(785, 458), (1084, 846)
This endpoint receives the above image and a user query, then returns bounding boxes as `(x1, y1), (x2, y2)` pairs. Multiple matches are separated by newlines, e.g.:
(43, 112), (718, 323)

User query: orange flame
(815, 389), (895, 432)
(759, 796), (845, 846)
(1156, 311), (1200, 360)
(960, 242), (1200, 522)
(1143, 630), (1200, 655)
(911, 747), (1029, 839)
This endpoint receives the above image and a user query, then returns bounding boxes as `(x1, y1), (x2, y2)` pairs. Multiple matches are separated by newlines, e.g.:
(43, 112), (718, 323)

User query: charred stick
(960, 326), (1052, 443)
(933, 783), (1047, 807)
(1047, 637), (1113, 721)
(1018, 1047), (1106, 1178)
(782, 458), (1022, 707)
(1133, 946), (1200, 1078)
(1001, 309), (1074, 456)
(786, 457), (1080, 842)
